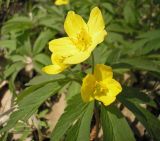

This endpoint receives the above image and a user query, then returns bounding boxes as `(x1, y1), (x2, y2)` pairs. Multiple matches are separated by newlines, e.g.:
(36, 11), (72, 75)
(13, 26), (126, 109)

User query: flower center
(53, 55), (66, 66)
(94, 81), (108, 96)
(71, 28), (92, 51)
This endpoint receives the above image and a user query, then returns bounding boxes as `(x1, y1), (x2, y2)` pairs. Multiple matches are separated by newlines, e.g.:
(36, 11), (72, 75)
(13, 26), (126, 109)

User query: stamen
(94, 81), (108, 96)
(71, 28), (92, 51)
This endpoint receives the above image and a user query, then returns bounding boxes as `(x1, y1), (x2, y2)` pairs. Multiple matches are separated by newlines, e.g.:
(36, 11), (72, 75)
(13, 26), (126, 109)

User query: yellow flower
(49, 7), (107, 65)
(81, 64), (122, 106)
(55, 0), (69, 5)
(42, 54), (69, 74)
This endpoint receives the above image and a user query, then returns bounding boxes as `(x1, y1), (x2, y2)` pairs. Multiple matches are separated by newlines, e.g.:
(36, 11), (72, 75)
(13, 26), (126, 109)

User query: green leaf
(50, 94), (89, 141)
(142, 38), (160, 55)
(6, 0), (10, 8)
(138, 30), (160, 40)
(102, 2), (115, 14)
(94, 45), (109, 64)
(116, 57), (160, 73)
(0, 132), (8, 141)
(118, 95), (160, 141)
(33, 53), (51, 65)
(32, 61), (44, 74)
(2, 16), (32, 33)
(65, 120), (81, 141)
(101, 105), (136, 141)
(122, 39), (148, 56)
(67, 81), (81, 100)
(0, 82), (63, 133)
(0, 40), (16, 52)
(17, 83), (45, 102)
(10, 55), (24, 62)
(107, 22), (133, 34)
(23, 36), (32, 55)
(26, 74), (66, 86)
(4, 62), (24, 78)
(119, 87), (156, 107)
(66, 102), (94, 141)
(33, 30), (55, 54)
(76, 102), (94, 141)
(127, 30), (160, 55)
(123, 0), (138, 25)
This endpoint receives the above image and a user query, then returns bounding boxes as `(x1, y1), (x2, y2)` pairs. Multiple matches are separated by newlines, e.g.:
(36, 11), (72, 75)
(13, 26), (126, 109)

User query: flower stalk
(91, 53), (100, 140)
(91, 52), (95, 74)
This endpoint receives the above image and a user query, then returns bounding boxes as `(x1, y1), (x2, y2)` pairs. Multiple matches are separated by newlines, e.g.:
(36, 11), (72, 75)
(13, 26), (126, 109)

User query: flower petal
(94, 64), (113, 81)
(64, 11), (87, 38)
(87, 7), (105, 36)
(49, 37), (77, 56)
(81, 74), (96, 102)
(42, 65), (66, 74)
(95, 95), (116, 106)
(55, 0), (69, 5)
(87, 7), (107, 49)
(63, 51), (90, 64)
(106, 79), (122, 97)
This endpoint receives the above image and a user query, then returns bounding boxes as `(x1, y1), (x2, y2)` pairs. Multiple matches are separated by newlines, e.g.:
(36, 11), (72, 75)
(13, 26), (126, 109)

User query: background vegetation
(0, 0), (160, 141)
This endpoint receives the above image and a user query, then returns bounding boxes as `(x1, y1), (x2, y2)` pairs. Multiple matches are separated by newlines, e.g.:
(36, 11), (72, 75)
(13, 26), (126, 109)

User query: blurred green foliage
(0, 0), (160, 141)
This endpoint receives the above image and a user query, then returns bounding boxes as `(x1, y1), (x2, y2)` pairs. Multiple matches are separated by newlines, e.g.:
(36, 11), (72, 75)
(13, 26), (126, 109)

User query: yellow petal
(63, 51), (90, 64)
(51, 54), (69, 68)
(87, 30), (107, 52)
(55, 0), (69, 5)
(94, 64), (113, 81)
(87, 7), (107, 49)
(42, 65), (66, 74)
(87, 7), (105, 35)
(92, 30), (107, 48)
(95, 95), (116, 106)
(106, 79), (122, 97)
(64, 11), (87, 38)
(81, 74), (96, 102)
(49, 37), (77, 56)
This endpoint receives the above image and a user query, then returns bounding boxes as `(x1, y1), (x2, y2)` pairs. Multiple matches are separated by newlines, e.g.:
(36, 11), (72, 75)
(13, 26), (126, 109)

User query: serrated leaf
(142, 38), (160, 55)
(138, 30), (160, 40)
(123, 0), (138, 25)
(101, 105), (136, 141)
(127, 33), (160, 55)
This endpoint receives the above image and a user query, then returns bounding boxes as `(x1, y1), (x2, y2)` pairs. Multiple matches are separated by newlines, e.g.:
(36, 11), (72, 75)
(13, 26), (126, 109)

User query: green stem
(94, 101), (100, 140)
(91, 52), (95, 74)
(91, 52), (100, 140)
